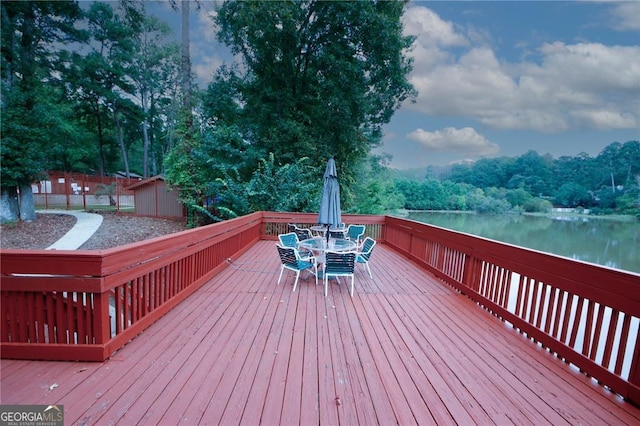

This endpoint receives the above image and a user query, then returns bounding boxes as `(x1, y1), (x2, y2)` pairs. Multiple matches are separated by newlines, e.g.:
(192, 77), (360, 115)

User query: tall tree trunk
(151, 149), (158, 176)
(181, 0), (191, 109)
(19, 184), (35, 221)
(0, 186), (20, 224)
(113, 106), (130, 178)
(96, 100), (106, 176)
(141, 85), (150, 177)
(610, 172), (615, 193)
(142, 120), (150, 177)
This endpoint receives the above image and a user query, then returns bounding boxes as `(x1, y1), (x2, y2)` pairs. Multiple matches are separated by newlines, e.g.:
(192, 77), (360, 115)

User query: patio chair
(293, 226), (313, 241)
(328, 229), (347, 239)
(323, 250), (357, 297)
(276, 244), (318, 292)
(346, 224), (366, 245)
(356, 237), (377, 279)
(278, 232), (313, 259)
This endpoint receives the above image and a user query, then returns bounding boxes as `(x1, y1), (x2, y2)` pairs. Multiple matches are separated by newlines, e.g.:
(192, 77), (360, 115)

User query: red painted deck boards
(2, 240), (639, 425)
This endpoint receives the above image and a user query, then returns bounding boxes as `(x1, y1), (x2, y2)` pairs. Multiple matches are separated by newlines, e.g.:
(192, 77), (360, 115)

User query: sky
(150, 1), (640, 170)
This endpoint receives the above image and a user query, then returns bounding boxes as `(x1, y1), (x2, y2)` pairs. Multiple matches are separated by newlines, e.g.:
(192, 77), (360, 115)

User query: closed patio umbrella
(318, 157), (342, 242)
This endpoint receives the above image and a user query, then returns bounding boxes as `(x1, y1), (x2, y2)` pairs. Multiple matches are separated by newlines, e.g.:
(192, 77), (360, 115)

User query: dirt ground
(0, 211), (187, 250)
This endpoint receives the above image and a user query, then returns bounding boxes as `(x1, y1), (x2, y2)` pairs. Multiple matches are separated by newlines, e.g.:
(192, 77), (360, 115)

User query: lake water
(405, 211), (640, 274)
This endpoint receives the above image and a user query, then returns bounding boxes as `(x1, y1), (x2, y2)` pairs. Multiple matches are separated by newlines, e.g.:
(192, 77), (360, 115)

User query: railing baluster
(614, 315), (632, 376)
(36, 294), (46, 343)
(568, 296), (585, 349)
(543, 287), (557, 334)
(560, 294), (575, 345)
(550, 290), (564, 339)
(582, 300), (596, 357)
(589, 304), (605, 361)
(535, 281), (547, 329)
(55, 294), (65, 343)
(514, 275), (525, 318)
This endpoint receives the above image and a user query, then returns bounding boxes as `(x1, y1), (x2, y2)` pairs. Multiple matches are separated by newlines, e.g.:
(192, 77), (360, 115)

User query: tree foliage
(1, 1), (182, 222)
(166, 0), (416, 222)
(181, 0), (416, 214)
(396, 141), (639, 216)
(1, 1), (84, 221)
(212, 0), (415, 159)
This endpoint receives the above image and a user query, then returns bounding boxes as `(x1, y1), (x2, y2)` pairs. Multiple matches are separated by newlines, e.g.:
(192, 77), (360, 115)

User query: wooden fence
(1, 212), (638, 404)
(32, 171), (137, 210)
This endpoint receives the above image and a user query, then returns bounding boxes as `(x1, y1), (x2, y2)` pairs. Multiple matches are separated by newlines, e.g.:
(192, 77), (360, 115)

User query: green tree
(349, 155), (404, 214)
(508, 151), (553, 196)
(505, 188), (532, 208)
(554, 182), (592, 208)
(202, 0), (415, 209)
(597, 142), (626, 193)
(245, 154), (318, 213)
(78, 1), (141, 177)
(450, 157), (510, 189)
(1, 1), (83, 222)
(552, 152), (598, 192)
(164, 114), (209, 224)
(394, 179), (423, 210)
(420, 179), (448, 210)
(128, 7), (181, 177)
(618, 141), (640, 187)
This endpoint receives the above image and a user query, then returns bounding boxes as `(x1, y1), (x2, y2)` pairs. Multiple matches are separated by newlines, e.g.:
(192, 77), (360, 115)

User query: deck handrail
(1, 212), (263, 361)
(1, 212), (638, 404)
(383, 215), (640, 405)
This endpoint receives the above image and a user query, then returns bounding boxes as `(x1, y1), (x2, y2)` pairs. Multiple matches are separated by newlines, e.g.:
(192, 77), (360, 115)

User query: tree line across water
(392, 141), (640, 217)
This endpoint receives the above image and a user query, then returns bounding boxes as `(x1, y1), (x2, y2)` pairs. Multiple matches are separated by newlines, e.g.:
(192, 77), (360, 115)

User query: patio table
(309, 225), (347, 237)
(298, 237), (357, 278)
(298, 236), (357, 253)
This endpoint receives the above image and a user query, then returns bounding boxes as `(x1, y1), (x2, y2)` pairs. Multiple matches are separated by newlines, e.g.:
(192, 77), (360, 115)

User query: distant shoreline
(397, 209), (638, 222)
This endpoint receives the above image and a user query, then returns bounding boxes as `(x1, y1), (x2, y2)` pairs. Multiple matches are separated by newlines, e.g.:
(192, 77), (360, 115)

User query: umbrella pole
(326, 224), (330, 244)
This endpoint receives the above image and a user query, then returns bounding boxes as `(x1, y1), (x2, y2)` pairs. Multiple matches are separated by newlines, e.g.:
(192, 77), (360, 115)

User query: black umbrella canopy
(317, 157), (342, 232)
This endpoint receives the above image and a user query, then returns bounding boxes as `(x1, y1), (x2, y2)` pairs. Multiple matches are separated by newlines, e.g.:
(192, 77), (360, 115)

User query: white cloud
(536, 42), (639, 92)
(570, 109), (638, 130)
(404, 5), (640, 134)
(411, 47), (519, 116)
(609, 2), (640, 31)
(403, 6), (469, 70)
(407, 127), (500, 157)
(404, 6), (469, 48)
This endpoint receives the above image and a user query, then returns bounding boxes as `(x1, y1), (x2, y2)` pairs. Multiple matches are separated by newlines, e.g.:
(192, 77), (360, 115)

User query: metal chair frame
(278, 232), (313, 259)
(276, 244), (318, 292)
(323, 250), (357, 297)
(356, 237), (376, 279)
(346, 224), (366, 245)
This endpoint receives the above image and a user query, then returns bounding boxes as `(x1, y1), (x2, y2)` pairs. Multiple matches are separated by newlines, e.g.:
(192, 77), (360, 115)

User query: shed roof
(124, 174), (168, 191)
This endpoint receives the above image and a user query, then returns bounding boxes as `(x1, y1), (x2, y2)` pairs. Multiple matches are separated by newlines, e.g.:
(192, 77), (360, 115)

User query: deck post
(93, 292), (111, 347)
(461, 253), (478, 294)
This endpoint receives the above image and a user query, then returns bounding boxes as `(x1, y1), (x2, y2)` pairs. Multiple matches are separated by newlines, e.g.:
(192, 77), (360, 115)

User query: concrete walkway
(40, 210), (103, 250)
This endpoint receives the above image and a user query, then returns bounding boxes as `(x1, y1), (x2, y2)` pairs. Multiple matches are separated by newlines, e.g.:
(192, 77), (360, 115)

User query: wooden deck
(2, 240), (639, 425)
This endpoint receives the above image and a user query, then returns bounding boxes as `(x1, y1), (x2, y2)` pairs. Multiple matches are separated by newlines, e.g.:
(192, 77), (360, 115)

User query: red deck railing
(1, 212), (638, 404)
